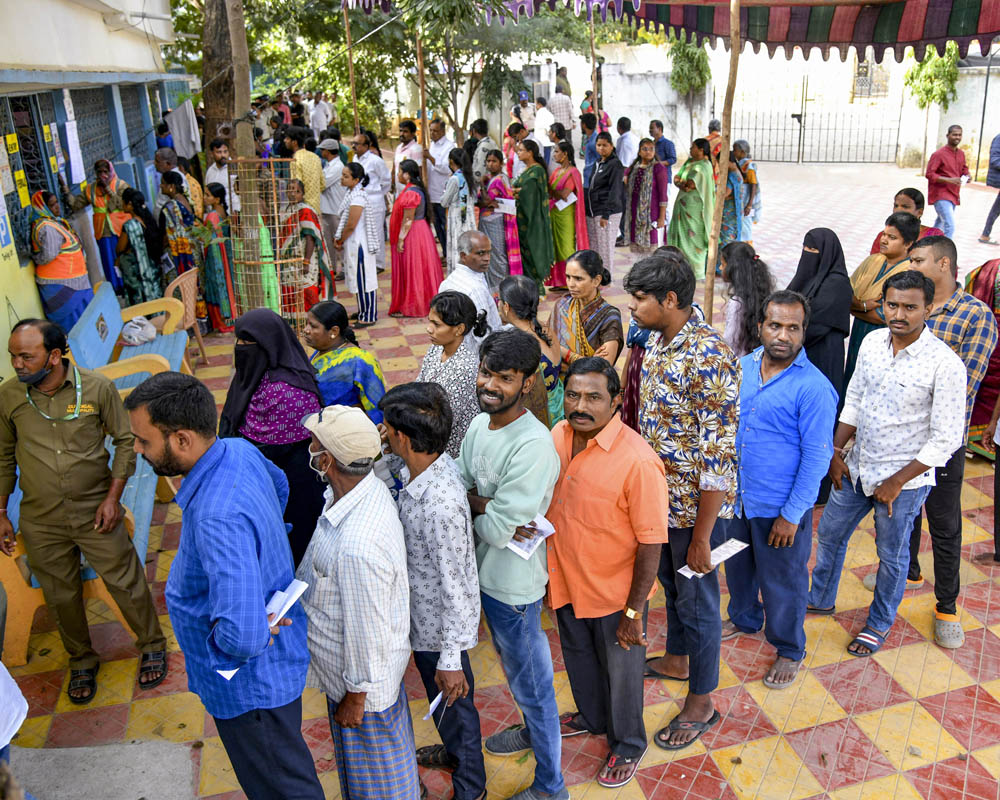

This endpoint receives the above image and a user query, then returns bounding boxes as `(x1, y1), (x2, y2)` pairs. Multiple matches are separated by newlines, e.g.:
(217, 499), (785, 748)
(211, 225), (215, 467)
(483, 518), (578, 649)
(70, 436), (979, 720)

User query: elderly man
(379, 383), (486, 800)
(548, 357), (669, 789)
(298, 405), (420, 799)
(125, 372), (321, 800)
(1, 320), (166, 705)
(394, 120), (424, 195)
(319, 138), (346, 276)
(438, 230), (503, 346)
(153, 146), (189, 213)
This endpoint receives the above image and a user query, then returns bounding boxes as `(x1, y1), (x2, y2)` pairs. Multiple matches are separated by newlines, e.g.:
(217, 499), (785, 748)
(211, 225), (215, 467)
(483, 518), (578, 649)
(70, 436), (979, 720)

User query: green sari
(514, 163), (554, 286)
(667, 158), (715, 279)
(118, 217), (162, 305)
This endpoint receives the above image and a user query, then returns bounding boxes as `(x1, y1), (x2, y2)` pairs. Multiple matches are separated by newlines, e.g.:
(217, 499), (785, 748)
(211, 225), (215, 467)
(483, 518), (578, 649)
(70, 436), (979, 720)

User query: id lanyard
(26, 365), (82, 421)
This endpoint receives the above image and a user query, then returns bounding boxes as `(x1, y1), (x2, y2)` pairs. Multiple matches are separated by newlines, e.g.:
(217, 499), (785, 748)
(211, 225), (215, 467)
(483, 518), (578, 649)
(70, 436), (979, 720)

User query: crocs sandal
(653, 709), (721, 751)
(934, 612), (965, 649)
(597, 747), (647, 788)
(847, 626), (886, 657)
(67, 663), (100, 705)
(416, 744), (458, 771)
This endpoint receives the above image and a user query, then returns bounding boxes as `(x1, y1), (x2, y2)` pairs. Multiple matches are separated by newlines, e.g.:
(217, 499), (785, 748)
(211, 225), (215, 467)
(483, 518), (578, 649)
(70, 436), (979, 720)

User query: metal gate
(732, 75), (901, 164)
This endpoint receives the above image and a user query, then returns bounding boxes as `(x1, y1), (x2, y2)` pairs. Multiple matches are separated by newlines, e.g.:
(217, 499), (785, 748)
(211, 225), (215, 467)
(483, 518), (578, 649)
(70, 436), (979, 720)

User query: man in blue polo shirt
(723, 290), (837, 689)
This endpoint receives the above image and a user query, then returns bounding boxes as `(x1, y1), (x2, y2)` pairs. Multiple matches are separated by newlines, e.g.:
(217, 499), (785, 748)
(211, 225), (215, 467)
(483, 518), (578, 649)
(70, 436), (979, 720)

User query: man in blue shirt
(649, 119), (676, 184)
(723, 291), (837, 689)
(124, 373), (323, 800)
(580, 112), (599, 189)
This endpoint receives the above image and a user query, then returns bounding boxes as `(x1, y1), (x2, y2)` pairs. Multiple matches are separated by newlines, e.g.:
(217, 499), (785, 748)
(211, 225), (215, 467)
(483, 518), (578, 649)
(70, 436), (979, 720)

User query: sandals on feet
(597, 747), (647, 788)
(415, 744), (458, 771)
(559, 712), (591, 738)
(806, 604), (836, 615)
(68, 663), (100, 705)
(138, 650), (168, 690)
(653, 710), (721, 751)
(643, 656), (689, 681)
(847, 626), (886, 657)
(762, 657), (802, 689)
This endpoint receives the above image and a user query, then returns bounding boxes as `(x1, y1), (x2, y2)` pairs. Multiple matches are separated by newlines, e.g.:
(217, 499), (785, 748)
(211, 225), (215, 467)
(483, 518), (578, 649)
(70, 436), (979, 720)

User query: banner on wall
(0, 146), (13, 195)
(64, 120), (85, 184)
(0, 192), (17, 267)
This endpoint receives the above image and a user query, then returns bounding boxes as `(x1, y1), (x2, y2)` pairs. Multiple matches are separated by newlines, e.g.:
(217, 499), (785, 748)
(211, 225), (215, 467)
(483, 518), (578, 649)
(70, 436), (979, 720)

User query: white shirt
(357, 149), (391, 198)
(310, 101), (331, 134)
(426, 135), (455, 203)
(534, 105), (556, 140)
(320, 156), (346, 215)
(439, 263), (503, 347)
(0, 662), (27, 749)
(616, 131), (640, 169)
(393, 139), (424, 194)
(516, 102), (535, 130)
(841, 326), (966, 496)
(297, 475), (411, 712)
(204, 161), (241, 212)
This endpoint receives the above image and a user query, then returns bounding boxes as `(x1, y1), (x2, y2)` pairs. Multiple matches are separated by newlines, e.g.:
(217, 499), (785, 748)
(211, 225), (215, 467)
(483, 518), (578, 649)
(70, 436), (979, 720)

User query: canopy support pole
(590, 12), (599, 119)
(704, 0), (741, 324)
(416, 32), (430, 187)
(343, 6), (361, 135)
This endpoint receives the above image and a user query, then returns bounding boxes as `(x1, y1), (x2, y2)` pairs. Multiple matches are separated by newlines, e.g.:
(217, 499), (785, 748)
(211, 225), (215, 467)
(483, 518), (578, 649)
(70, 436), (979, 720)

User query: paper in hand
(554, 191), (577, 211)
(505, 514), (556, 560)
(678, 539), (749, 579)
(497, 198), (516, 215)
(424, 691), (444, 720)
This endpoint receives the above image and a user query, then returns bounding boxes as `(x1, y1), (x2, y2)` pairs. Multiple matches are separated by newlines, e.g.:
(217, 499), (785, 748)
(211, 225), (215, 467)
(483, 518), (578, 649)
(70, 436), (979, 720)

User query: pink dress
(388, 184), (443, 317)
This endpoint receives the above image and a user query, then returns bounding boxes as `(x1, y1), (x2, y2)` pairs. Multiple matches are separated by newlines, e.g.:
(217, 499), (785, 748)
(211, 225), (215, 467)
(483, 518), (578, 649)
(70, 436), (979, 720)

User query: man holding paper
(124, 373), (323, 800)
(456, 329), (566, 800)
(546, 358), (669, 789)
(722, 291), (837, 689)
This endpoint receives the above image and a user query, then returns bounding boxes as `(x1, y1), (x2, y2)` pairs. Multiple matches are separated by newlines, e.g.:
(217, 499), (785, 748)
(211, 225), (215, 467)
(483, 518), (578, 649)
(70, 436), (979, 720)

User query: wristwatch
(623, 606), (641, 620)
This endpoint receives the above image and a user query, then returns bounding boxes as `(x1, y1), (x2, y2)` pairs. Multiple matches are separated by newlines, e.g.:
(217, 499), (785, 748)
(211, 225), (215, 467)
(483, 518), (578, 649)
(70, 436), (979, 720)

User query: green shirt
(457, 410), (560, 606)
(0, 363), (136, 524)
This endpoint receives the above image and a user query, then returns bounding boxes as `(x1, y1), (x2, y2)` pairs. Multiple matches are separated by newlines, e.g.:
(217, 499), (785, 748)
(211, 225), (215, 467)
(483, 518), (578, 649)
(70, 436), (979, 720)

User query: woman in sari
(478, 149), (523, 290)
(388, 159), (443, 317)
(28, 191), (93, 332)
(964, 258), (1000, 459)
(62, 158), (129, 293)
(624, 138), (670, 254)
(202, 183), (238, 332)
(220, 308), (325, 568)
(843, 211), (921, 391)
(668, 138), (715, 279)
(549, 249), (624, 374)
(440, 148), (477, 274)
(547, 141), (588, 290)
(718, 151), (745, 258)
(278, 178), (331, 313)
(499, 275), (564, 427)
(733, 140), (762, 243)
(304, 300), (387, 421)
(868, 188), (943, 254)
(512, 139), (554, 287)
(335, 162), (381, 326)
(158, 171), (202, 283)
(116, 188), (162, 306)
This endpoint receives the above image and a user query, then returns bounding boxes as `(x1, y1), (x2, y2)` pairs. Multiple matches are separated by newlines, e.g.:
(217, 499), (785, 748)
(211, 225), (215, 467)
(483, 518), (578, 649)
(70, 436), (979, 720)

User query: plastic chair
(154, 269), (209, 368)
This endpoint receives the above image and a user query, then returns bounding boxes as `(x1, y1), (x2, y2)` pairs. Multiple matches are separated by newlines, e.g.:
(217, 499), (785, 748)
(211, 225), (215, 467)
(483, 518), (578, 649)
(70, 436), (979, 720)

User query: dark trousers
(431, 202), (447, 248)
(983, 189), (1000, 238)
(555, 604), (647, 757)
(907, 446), (966, 614)
(658, 523), (723, 695)
(994, 455), (1000, 558)
(214, 698), (324, 800)
(413, 650), (487, 800)
(724, 510), (812, 661)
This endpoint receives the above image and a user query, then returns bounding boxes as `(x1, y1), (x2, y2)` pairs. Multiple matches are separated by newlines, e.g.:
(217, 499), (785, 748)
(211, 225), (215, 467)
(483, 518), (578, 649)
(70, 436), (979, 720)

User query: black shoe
(615, 237), (626, 247)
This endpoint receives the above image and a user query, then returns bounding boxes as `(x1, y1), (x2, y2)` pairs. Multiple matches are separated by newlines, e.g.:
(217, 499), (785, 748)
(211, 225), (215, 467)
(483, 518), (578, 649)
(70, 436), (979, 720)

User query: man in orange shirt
(545, 357), (669, 791)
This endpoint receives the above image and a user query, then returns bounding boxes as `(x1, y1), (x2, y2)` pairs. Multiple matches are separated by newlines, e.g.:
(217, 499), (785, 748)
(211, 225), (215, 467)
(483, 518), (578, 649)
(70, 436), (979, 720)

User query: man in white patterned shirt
(378, 382), (486, 800)
(297, 405), (421, 799)
(439, 230), (503, 344)
(808, 271), (966, 658)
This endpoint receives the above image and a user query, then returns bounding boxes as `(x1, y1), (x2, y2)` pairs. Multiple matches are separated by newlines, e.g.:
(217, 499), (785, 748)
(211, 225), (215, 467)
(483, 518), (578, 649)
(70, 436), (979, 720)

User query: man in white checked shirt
(297, 405), (421, 799)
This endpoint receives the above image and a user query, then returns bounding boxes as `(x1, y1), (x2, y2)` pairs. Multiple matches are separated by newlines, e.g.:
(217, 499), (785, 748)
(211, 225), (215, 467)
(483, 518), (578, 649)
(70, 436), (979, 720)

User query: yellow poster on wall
(49, 155), (57, 174)
(0, 190), (43, 382)
(5, 134), (18, 154)
(14, 170), (29, 207)
(43, 124), (52, 143)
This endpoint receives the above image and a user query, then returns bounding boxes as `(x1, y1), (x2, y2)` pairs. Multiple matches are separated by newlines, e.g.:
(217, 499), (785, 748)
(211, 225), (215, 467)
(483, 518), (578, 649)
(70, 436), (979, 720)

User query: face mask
(233, 343), (256, 374)
(17, 365), (51, 386)
(308, 447), (328, 482)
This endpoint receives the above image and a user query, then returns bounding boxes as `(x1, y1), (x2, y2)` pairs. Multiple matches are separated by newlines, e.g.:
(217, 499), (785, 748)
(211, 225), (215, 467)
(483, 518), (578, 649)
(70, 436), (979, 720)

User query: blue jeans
(480, 592), (564, 795)
(934, 199), (956, 238)
(809, 478), (931, 634)
(724, 510), (812, 661)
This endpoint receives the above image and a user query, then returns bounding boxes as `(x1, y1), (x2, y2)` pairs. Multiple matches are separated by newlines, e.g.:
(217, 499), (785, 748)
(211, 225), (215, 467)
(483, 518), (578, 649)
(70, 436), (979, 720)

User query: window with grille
(70, 87), (115, 177)
(120, 85), (150, 161)
(854, 61), (890, 99)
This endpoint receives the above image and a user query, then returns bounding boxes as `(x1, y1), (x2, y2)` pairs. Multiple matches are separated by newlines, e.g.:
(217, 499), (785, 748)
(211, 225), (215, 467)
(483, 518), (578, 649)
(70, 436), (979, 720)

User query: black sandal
(415, 744), (458, 771)
(597, 747), (646, 788)
(653, 709), (721, 751)
(68, 663), (100, 705)
(138, 650), (168, 690)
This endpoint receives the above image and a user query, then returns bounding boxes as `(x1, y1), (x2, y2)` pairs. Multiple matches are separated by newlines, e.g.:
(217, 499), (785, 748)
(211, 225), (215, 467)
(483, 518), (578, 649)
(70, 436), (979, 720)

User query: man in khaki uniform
(0, 319), (166, 704)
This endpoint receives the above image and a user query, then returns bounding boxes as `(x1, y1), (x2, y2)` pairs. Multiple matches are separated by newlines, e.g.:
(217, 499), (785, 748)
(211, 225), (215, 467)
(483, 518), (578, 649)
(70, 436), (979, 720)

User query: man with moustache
(456, 329), (567, 800)
(546, 357), (669, 789)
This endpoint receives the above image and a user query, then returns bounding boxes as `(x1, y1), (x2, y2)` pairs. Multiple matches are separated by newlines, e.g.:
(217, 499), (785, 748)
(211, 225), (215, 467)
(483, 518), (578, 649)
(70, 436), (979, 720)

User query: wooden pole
(225, 0), (253, 161)
(703, 0), (740, 325)
(416, 32), (430, 187)
(590, 12), (599, 118)
(343, 6), (361, 135)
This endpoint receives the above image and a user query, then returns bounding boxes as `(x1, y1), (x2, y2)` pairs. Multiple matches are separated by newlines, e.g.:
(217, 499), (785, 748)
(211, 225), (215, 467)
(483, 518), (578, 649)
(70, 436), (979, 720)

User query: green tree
(668, 33), (712, 143)
(904, 41), (960, 171)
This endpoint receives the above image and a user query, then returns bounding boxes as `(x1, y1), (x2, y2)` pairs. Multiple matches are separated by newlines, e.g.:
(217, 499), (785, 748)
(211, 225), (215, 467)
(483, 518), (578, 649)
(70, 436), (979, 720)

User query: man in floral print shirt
(625, 251), (741, 752)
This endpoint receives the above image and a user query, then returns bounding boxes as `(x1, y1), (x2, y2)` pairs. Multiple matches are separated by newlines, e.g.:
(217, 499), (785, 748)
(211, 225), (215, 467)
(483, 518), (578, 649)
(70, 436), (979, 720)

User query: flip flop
(644, 656), (689, 681)
(806, 604), (836, 615)
(596, 747), (647, 788)
(762, 657), (802, 690)
(653, 710), (721, 751)
(847, 626), (886, 657)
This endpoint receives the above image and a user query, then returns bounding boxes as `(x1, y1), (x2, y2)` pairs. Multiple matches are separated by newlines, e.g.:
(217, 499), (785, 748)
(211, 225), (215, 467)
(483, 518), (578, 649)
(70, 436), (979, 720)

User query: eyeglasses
(352, 142), (366, 149)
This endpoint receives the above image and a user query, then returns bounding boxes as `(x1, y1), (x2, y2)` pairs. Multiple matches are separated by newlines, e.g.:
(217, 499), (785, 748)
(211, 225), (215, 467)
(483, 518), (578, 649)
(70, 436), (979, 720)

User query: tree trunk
(461, 73), (483, 137)
(203, 0), (234, 150)
(445, 33), (461, 145)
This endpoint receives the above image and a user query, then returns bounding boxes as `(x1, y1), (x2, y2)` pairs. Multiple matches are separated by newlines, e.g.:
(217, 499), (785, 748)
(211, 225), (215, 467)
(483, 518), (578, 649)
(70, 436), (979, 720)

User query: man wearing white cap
(297, 405), (421, 799)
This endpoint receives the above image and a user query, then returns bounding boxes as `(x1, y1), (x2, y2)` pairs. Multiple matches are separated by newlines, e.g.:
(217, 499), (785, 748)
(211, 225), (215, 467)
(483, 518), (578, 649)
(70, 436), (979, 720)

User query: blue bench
(0, 442), (159, 668)
(67, 281), (191, 392)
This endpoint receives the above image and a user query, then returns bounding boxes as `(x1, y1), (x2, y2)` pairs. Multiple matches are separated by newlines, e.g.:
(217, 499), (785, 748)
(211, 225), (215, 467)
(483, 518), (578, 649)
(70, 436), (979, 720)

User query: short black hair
(11, 318), (66, 353)
(209, 138), (226, 151)
(508, 122), (525, 137)
(883, 269), (934, 305)
(378, 382), (453, 456)
(399, 119), (417, 134)
(911, 234), (958, 278)
(580, 112), (597, 132)
(536, 96), (547, 107)
(285, 126), (307, 146)
(161, 171), (184, 189)
(479, 328), (540, 377)
(947, 124), (963, 133)
(885, 211), (921, 245)
(566, 356), (621, 398)
(650, 119), (664, 132)
(761, 289), (811, 330)
(624, 252), (695, 307)
(470, 118), (489, 137)
(617, 116), (631, 132)
(123, 372), (218, 438)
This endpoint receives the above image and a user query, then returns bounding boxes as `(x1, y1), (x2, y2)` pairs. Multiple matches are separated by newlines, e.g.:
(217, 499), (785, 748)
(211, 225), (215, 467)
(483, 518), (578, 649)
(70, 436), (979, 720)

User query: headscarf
(94, 159), (119, 193)
(786, 227), (852, 339)
(218, 308), (321, 438)
(28, 190), (74, 233)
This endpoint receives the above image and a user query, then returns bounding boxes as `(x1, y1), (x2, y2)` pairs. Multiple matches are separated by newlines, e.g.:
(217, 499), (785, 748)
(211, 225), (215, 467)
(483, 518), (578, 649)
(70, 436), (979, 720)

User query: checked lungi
(327, 683), (421, 799)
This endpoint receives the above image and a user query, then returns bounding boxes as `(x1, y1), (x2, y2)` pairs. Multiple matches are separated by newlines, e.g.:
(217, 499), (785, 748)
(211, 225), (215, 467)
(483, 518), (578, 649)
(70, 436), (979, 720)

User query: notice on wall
(5, 134), (17, 155)
(43, 124), (52, 143)
(0, 193), (16, 267)
(62, 88), (75, 121)
(0, 146), (13, 195)
(64, 120), (86, 184)
(49, 155), (57, 174)
(13, 170), (29, 208)
(51, 125), (65, 169)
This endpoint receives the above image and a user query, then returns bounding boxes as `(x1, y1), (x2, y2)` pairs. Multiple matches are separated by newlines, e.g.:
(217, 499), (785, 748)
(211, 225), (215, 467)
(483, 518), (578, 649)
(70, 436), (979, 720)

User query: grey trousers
(321, 212), (341, 276)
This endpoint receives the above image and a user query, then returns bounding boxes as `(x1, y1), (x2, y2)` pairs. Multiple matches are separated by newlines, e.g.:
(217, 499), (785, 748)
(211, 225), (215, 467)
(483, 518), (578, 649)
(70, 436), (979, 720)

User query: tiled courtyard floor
(9, 163), (1000, 799)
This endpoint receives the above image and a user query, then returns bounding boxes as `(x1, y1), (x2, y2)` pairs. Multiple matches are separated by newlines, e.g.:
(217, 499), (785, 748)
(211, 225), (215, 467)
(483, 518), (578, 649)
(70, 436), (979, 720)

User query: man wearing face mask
(1, 319), (166, 705)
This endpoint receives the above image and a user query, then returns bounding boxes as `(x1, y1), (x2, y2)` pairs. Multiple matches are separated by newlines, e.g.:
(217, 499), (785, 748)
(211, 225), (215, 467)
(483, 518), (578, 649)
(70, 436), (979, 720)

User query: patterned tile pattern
(9, 163), (1000, 799)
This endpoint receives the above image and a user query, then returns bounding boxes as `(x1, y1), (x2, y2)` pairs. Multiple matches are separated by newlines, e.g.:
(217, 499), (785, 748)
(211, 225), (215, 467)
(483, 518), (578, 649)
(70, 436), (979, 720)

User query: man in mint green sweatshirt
(457, 329), (566, 800)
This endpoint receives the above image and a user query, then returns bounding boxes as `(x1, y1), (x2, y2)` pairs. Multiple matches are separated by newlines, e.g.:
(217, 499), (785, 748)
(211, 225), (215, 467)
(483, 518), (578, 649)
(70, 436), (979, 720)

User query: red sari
(388, 184), (443, 317)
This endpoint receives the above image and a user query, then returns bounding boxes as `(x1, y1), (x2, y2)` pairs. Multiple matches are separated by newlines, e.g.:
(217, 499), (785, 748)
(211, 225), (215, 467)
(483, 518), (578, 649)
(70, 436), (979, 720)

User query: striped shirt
(297, 473), (411, 711)
(924, 288), (998, 428)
